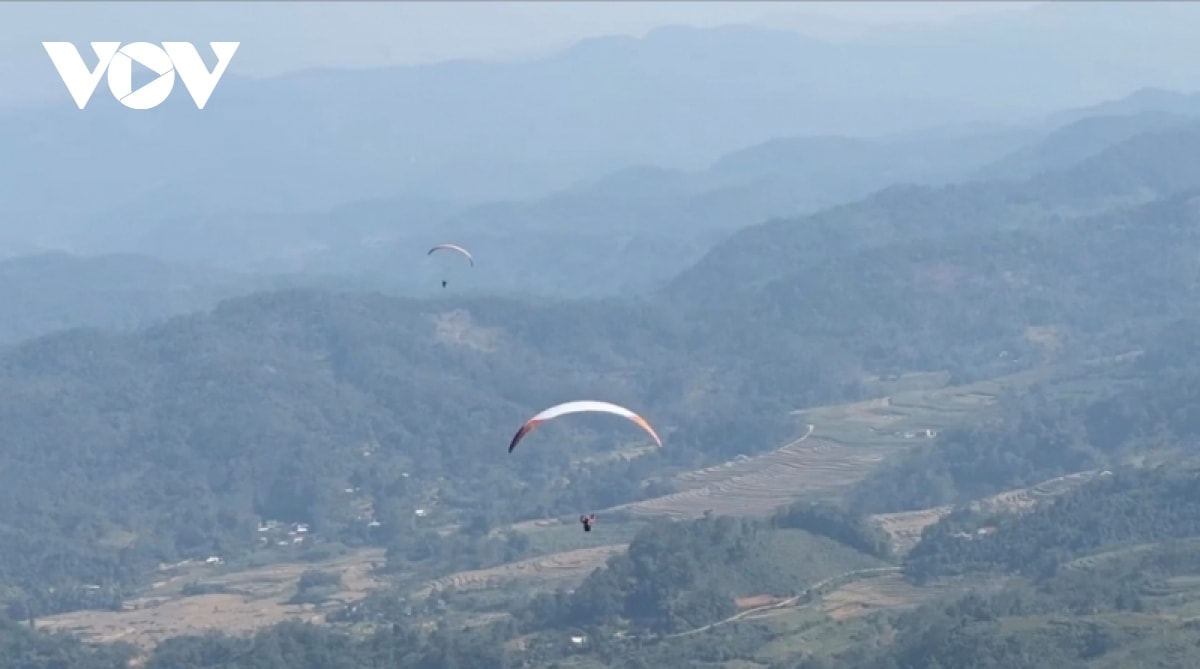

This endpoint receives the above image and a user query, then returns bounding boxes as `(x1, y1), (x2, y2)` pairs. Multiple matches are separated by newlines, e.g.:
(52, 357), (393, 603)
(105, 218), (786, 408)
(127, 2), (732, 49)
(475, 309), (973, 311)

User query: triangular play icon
(129, 56), (167, 93)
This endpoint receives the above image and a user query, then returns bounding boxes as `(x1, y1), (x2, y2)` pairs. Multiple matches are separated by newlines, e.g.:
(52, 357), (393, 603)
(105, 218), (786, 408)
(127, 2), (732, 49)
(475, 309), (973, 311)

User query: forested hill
(973, 110), (1194, 181)
(0, 288), (818, 616)
(844, 314), (1200, 516)
(662, 124), (1200, 375)
(0, 252), (282, 346)
(0, 251), (404, 348)
(669, 120), (1200, 304)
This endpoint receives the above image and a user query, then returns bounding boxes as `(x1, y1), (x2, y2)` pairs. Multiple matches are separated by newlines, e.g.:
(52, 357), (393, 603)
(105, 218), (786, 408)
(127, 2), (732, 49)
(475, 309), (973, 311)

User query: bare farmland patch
(36, 549), (388, 650)
(432, 308), (503, 352)
(870, 507), (954, 554)
(412, 544), (626, 598)
(821, 573), (954, 621)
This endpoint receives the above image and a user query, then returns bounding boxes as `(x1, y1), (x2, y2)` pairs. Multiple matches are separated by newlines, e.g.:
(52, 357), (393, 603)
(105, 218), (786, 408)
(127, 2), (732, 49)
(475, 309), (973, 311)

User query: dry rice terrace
(820, 573), (948, 621)
(606, 370), (1045, 520)
(411, 544), (627, 598)
(36, 549), (388, 650)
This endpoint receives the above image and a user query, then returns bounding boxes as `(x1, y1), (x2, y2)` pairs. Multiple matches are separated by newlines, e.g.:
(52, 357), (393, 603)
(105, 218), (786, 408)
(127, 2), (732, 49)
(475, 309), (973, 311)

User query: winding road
(666, 566), (899, 639)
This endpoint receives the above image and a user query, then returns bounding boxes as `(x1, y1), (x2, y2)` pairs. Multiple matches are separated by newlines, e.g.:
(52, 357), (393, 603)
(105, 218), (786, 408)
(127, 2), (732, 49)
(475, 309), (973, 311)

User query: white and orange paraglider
(507, 401), (663, 533)
(507, 400), (663, 453)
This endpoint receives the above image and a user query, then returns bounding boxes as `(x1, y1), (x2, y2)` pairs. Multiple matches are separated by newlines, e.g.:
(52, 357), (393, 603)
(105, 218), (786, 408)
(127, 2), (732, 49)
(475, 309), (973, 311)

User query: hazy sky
(2, 1), (1038, 76)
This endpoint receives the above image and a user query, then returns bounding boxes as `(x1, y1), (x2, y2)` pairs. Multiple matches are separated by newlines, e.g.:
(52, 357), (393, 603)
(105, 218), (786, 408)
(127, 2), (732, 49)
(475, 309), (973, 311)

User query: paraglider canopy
(428, 243), (474, 288)
(427, 243), (474, 266)
(507, 400), (663, 453)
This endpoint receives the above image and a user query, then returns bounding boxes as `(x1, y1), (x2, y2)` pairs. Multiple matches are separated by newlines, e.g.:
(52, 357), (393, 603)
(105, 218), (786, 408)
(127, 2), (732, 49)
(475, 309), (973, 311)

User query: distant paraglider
(507, 400), (664, 453)
(427, 243), (474, 288)
(427, 243), (474, 265)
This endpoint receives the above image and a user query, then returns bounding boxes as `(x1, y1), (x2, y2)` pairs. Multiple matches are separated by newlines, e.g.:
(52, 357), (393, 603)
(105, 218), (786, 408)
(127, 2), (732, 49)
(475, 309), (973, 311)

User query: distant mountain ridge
(4, 19), (1186, 234)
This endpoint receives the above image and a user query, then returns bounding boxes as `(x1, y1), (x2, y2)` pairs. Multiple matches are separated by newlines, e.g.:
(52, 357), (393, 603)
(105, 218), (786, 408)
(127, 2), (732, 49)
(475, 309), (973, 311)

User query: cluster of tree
(286, 570), (343, 606)
(143, 621), (506, 669)
(382, 527), (533, 578)
(786, 593), (1154, 669)
(1034, 538), (1200, 615)
(0, 610), (516, 669)
(523, 516), (754, 634)
(904, 467), (1200, 583)
(0, 613), (136, 669)
(771, 500), (893, 559)
(1086, 318), (1200, 447)
(851, 318), (1200, 514)
(786, 537), (1200, 669)
(0, 608), (764, 669)
(522, 506), (889, 635)
(849, 396), (1106, 514)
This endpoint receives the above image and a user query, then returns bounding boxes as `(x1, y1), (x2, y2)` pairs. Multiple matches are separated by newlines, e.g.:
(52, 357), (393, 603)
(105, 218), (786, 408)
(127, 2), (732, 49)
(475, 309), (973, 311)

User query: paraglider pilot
(580, 514), (596, 532)
(442, 280), (447, 288)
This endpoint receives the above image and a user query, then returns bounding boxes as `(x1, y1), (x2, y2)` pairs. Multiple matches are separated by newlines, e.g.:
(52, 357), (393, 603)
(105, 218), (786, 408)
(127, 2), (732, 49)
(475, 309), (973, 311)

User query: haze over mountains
(2, 86), (1198, 339)
(7, 4), (1200, 668)
(5, 2), (1200, 226)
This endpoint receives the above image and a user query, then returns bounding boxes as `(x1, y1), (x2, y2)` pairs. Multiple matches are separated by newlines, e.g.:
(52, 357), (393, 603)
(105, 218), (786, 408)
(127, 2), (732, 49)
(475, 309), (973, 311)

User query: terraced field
(412, 544), (625, 598)
(609, 370), (1050, 520)
(1065, 537), (1200, 573)
(610, 430), (900, 519)
(37, 549), (388, 649)
(821, 573), (948, 620)
(869, 470), (1103, 553)
(717, 570), (980, 664)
